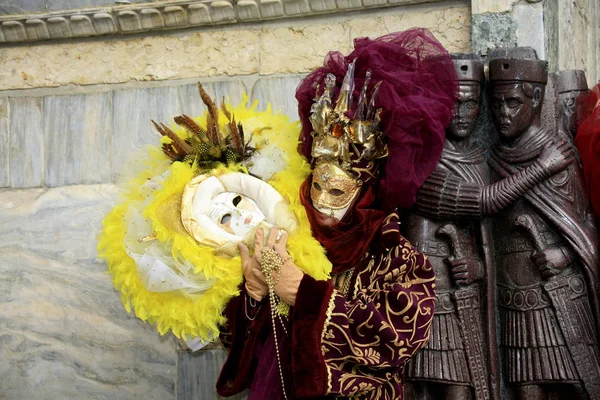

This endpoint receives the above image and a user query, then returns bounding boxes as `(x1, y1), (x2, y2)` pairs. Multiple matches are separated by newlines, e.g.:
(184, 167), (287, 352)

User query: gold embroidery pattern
(320, 287), (338, 395)
(332, 268), (356, 297)
(319, 237), (436, 399)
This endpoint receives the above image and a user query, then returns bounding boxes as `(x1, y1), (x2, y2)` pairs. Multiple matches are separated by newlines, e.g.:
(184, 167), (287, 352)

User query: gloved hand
(238, 229), (268, 301)
(255, 227), (304, 306)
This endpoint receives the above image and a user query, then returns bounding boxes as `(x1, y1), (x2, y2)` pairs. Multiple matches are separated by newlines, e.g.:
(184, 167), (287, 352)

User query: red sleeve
(290, 274), (335, 398)
(217, 287), (268, 397)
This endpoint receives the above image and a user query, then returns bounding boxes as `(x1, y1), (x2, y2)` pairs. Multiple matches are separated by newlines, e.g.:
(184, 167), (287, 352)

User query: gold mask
(310, 162), (361, 210)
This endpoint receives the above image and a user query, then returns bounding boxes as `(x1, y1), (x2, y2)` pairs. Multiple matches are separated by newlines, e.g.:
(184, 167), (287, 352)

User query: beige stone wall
(557, 0), (599, 84)
(0, 2), (471, 91)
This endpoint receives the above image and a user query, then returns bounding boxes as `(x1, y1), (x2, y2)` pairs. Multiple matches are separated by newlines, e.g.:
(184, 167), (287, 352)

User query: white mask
(181, 172), (295, 249)
(209, 192), (266, 238)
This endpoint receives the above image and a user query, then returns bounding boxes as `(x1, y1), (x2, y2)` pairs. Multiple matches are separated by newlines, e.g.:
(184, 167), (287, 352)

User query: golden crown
(309, 59), (388, 172)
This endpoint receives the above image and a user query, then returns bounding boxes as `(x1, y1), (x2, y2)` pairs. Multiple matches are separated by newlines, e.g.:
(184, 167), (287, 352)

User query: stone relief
(0, 0), (446, 44)
(403, 47), (600, 400)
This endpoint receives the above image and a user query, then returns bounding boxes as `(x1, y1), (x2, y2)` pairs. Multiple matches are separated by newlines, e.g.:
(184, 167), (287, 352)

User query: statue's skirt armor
(498, 282), (579, 383)
(406, 290), (471, 384)
(495, 198), (600, 384)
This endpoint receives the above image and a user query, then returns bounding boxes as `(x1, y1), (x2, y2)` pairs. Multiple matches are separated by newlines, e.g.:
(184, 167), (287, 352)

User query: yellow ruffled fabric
(98, 97), (331, 340)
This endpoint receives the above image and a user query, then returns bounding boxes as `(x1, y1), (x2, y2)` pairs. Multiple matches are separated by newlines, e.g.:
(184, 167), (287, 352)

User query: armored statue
(404, 56), (493, 400)
(487, 48), (600, 400)
(556, 69), (589, 140)
(403, 50), (588, 400)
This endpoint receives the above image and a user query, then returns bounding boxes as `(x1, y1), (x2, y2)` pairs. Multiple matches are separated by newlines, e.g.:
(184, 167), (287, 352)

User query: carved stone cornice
(0, 0), (441, 44)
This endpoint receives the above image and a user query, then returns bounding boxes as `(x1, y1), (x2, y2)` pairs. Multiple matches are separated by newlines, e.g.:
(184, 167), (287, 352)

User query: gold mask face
(309, 63), (389, 218)
(310, 162), (361, 210)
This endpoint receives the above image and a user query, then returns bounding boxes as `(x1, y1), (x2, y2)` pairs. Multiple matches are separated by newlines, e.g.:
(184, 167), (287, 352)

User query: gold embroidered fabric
(319, 239), (436, 399)
(331, 268), (356, 297)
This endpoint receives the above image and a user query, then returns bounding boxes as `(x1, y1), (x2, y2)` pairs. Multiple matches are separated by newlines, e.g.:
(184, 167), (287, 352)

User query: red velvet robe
(217, 213), (436, 399)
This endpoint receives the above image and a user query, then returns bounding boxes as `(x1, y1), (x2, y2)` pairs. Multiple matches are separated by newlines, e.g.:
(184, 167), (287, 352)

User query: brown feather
(205, 113), (218, 146)
(197, 83), (221, 145)
(230, 116), (242, 155)
(152, 120), (192, 156)
(174, 114), (207, 142)
(161, 144), (180, 161)
(238, 122), (246, 154)
(220, 98), (242, 154)
(221, 98), (232, 122)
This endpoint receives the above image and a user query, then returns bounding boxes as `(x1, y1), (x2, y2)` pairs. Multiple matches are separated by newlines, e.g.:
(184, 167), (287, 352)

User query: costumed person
(98, 84), (332, 346)
(216, 28), (459, 400)
(402, 55), (576, 400)
(486, 48), (600, 400)
(575, 82), (600, 220)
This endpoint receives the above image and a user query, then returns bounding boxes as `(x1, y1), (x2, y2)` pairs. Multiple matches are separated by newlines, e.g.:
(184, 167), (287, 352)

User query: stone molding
(0, 0), (443, 44)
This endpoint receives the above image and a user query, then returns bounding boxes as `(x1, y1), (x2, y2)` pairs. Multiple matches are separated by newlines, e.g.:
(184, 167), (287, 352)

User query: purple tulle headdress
(296, 28), (458, 211)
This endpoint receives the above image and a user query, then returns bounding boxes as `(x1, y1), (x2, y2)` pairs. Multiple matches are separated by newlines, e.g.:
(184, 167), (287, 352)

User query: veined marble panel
(515, 2), (545, 60)
(250, 75), (305, 121)
(0, 98), (9, 187)
(44, 92), (112, 187)
(178, 348), (248, 400)
(8, 97), (44, 188)
(111, 85), (181, 182)
(0, 184), (177, 399)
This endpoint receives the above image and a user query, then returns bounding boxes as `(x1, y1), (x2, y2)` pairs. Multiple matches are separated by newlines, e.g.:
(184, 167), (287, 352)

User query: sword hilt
(437, 223), (465, 260)
(514, 214), (546, 251)
(514, 213), (557, 278)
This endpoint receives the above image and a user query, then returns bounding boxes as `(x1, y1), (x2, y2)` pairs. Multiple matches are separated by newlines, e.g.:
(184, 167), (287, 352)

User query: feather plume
(152, 120), (192, 158)
(220, 98), (232, 122)
(161, 144), (179, 161)
(197, 83), (221, 145)
(220, 98), (243, 156)
(231, 121), (243, 156)
(174, 114), (208, 143)
(205, 112), (218, 146)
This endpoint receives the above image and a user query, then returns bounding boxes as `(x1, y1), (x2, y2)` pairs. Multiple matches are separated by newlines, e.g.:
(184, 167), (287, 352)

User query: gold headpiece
(310, 59), (388, 172)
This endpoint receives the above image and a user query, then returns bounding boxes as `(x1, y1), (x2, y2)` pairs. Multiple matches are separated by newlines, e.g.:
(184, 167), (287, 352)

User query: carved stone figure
(402, 50), (582, 400)
(404, 56), (493, 400)
(487, 48), (600, 400)
(556, 69), (589, 140)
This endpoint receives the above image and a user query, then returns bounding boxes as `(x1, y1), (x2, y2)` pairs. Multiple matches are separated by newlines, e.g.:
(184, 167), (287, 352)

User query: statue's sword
(437, 224), (490, 400)
(514, 214), (600, 399)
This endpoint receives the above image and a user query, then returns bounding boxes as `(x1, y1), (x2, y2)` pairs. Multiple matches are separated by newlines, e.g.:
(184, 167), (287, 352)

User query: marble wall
(0, 76), (304, 400)
(13, 0), (597, 398)
(0, 184), (177, 400)
(1, 78), (303, 189)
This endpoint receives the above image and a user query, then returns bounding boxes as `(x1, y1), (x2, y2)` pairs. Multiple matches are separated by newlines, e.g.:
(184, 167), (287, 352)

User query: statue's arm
(416, 141), (575, 219)
(415, 159), (553, 219)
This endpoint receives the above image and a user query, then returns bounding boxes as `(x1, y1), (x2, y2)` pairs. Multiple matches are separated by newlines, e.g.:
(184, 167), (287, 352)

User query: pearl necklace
(261, 248), (290, 400)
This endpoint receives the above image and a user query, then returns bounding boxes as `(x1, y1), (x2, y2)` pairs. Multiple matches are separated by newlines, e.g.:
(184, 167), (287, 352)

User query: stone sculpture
(403, 47), (600, 400)
(556, 69), (590, 140)
(404, 55), (494, 400)
(488, 48), (600, 400)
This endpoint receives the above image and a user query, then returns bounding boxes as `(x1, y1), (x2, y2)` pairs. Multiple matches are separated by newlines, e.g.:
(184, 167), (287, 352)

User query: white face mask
(209, 192), (266, 238)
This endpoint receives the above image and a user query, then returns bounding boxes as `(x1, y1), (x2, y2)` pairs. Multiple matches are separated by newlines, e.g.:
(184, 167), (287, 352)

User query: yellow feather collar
(98, 98), (332, 340)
